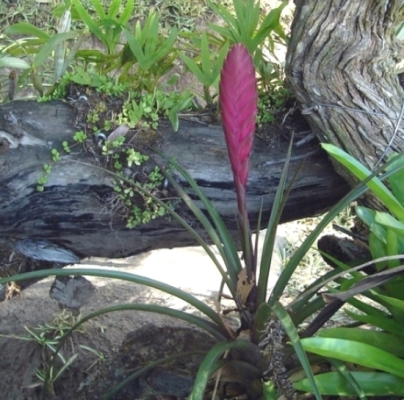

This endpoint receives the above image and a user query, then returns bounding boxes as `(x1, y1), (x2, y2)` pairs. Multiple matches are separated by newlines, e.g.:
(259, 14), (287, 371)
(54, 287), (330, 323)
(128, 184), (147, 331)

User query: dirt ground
(0, 231), (283, 400)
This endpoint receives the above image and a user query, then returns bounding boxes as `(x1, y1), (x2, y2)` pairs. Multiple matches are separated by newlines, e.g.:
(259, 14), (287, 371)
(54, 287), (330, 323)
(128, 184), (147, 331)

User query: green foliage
(291, 145), (404, 397)
(118, 88), (193, 130)
(206, 0), (287, 56)
(3, 5), (82, 96)
(0, 311), (86, 394)
(179, 32), (229, 105)
(37, 129), (90, 191)
(51, 148), (61, 162)
(69, 0), (135, 55)
(73, 130), (87, 142)
(257, 87), (291, 127)
(97, 136), (170, 229)
(120, 10), (178, 91)
(324, 146), (404, 273)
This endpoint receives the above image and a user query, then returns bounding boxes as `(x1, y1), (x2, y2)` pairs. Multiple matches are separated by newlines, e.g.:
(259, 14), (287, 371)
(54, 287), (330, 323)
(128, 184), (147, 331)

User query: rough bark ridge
(286, 0), (404, 181)
(0, 100), (349, 259)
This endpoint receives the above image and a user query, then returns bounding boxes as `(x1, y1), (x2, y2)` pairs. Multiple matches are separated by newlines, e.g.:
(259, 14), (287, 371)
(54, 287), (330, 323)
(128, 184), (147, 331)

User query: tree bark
(286, 0), (404, 187)
(0, 100), (349, 259)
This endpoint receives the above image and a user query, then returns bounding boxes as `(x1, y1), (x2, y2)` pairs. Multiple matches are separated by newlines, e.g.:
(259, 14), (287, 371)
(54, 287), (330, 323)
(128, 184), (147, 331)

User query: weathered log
(0, 99), (349, 259)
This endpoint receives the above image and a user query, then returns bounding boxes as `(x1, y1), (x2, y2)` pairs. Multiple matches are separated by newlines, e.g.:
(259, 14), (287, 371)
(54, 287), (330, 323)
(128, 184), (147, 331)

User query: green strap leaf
(189, 340), (252, 400)
(301, 337), (404, 378)
(0, 268), (226, 335)
(294, 372), (404, 395)
(318, 327), (404, 358)
(272, 302), (322, 400)
(322, 144), (404, 220)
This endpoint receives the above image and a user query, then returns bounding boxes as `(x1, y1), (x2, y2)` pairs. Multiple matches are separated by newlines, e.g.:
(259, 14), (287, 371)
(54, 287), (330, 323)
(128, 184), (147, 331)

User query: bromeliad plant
(289, 146), (404, 397)
(2, 44), (400, 399)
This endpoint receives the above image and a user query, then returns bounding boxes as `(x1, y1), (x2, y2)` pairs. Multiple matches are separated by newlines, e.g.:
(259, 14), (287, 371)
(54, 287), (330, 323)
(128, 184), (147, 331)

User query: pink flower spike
(219, 44), (258, 189)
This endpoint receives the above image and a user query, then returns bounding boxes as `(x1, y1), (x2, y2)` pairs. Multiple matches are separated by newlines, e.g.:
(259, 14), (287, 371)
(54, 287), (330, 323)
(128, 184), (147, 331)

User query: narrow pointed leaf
(318, 328), (404, 358)
(322, 144), (404, 220)
(0, 268), (226, 333)
(301, 337), (404, 377)
(272, 302), (322, 400)
(5, 22), (51, 40)
(119, 0), (135, 24)
(386, 153), (404, 204)
(190, 340), (252, 400)
(294, 372), (404, 395)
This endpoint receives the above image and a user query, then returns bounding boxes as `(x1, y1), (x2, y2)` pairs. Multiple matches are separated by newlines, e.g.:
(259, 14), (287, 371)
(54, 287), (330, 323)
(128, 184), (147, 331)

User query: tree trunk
(0, 100), (348, 259)
(286, 0), (404, 187)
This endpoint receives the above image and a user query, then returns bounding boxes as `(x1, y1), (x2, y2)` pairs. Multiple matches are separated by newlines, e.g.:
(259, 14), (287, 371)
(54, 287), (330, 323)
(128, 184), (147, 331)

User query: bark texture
(286, 0), (404, 183)
(0, 100), (349, 259)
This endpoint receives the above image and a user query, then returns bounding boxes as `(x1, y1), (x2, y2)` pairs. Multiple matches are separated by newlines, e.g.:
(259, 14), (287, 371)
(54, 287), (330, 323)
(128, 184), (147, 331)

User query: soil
(0, 232), (283, 400)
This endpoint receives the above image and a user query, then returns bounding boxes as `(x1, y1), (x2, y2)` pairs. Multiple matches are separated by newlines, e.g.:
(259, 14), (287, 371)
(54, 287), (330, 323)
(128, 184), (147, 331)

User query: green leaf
(106, 0), (120, 19)
(301, 337), (404, 377)
(318, 328), (404, 358)
(118, 0), (135, 24)
(294, 372), (404, 395)
(123, 27), (145, 63)
(72, 0), (107, 45)
(163, 159), (241, 290)
(5, 22), (51, 40)
(386, 227), (400, 267)
(328, 359), (367, 399)
(208, 23), (237, 43)
(53, 353), (78, 382)
(322, 143), (404, 220)
(385, 153), (404, 205)
(257, 137), (293, 305)
(233, 0), (259, 48)
(368, 231), (386, 270)
(0, 56), (30, 69)
(179, 52), (209, 86)
(345, 309), (404, 337)
(200, 32), (211, 76)
(33, 32), (78, 69)
(274, 175), (376, 311)
(89, 0), (106, 19)
(0, 268), (227, 337)
(252, 2), (287, 50)
(272, 302), (322, 400)
(376, 212), (404, 235)
(372, 293), (404, 312)
(144, 12), (159, 59)
(190, 340), (253, 399)
(211, 41), (230, 81)
(207, 0), (238, 34)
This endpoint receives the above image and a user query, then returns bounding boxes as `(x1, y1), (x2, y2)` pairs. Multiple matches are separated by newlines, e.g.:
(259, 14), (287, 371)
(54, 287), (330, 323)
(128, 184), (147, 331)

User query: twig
(374, 98), (404, 169)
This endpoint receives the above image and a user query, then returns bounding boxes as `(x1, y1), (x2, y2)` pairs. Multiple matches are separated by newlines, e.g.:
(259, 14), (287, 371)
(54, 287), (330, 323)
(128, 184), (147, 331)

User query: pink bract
(219, 43), (258, 189)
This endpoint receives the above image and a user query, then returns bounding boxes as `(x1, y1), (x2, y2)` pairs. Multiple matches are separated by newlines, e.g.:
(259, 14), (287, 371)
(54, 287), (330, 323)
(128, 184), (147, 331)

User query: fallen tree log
(0, 99), (349, 259)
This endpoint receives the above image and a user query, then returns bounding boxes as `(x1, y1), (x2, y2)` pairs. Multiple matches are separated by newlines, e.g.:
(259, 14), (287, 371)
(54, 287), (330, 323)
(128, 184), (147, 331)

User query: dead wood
(0, 99), (349, 259)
